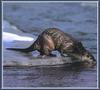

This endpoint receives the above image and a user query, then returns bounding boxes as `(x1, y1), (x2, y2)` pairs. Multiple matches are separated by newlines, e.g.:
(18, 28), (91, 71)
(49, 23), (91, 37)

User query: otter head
(81, 51), (96, 66)
(69, 50), (96, 66)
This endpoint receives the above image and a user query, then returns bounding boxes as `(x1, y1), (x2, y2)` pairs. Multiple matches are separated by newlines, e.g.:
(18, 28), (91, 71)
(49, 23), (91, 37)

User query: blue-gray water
(3, 65), (97, 87)
(3, 2), (97, 87)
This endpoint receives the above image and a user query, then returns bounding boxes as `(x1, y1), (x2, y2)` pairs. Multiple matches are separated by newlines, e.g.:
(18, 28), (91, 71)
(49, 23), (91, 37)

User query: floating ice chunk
(3, 32), (34, 42)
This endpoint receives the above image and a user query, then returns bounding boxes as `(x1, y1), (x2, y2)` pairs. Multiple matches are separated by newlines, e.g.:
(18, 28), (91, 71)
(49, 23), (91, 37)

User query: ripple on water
(3, 63), (97, 87)
(75, 31), (89, 36)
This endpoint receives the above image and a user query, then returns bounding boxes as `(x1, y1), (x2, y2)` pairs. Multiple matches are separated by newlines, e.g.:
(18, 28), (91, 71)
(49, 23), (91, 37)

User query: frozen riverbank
(3, 20), (79, 67)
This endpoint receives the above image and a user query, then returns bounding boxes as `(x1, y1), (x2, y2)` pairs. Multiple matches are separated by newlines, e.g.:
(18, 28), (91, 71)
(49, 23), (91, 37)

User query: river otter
(6, 28), (96, 65)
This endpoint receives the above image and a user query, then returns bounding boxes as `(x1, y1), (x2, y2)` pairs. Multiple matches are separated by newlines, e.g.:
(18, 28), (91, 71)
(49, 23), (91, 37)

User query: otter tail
(6, 43), (36, 53)
(6, 48), (32, 52)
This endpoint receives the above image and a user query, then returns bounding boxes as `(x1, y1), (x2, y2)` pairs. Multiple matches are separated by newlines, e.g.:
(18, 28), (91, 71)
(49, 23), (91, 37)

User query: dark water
(3, 2), (97, 88)
(3, 65), (97, 87)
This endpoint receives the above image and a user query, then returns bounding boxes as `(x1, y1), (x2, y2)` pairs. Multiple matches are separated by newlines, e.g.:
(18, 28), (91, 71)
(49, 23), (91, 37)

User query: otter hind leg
(39, 34), (55, 56)
(40, 45), (51, 56)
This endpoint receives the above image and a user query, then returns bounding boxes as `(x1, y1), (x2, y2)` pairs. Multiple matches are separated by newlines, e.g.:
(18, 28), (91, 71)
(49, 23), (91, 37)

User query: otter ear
(78, 41), (83, 47)
(77, 41), (85, 51)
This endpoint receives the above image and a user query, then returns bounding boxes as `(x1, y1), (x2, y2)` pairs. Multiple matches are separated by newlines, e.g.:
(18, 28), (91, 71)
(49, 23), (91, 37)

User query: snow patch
(3, 32), (34, 42)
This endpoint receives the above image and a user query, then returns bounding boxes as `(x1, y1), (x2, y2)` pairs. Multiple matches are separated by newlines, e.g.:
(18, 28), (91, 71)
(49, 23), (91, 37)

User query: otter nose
(89, 58), (96, 66)
(90, 56), (96, 62)
(84, 58), (96, 66)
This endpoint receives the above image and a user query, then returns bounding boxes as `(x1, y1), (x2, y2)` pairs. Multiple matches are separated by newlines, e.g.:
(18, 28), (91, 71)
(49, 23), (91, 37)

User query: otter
(6, 28), (96, 65)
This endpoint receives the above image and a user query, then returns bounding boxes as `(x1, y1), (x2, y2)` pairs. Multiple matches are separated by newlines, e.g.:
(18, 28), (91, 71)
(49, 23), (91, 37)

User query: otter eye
(86, 54), (90, 57)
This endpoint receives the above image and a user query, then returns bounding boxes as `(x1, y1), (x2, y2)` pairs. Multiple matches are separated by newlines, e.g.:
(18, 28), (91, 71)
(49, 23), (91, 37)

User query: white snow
(3, 20), (35, 43)
(3, 32), (34, 42)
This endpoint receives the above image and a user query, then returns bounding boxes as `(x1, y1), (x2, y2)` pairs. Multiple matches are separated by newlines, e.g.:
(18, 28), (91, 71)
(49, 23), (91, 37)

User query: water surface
(3, 2), (97, 88)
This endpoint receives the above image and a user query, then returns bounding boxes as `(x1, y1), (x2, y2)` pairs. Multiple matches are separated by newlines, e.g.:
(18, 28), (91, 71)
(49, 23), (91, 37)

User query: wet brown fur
(7, 28), (85, 55)
(6, 28), (91, 57)
(6, 28), (96, 66)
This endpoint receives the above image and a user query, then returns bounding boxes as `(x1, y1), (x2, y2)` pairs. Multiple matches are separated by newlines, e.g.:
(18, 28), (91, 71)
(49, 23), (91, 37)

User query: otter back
(6, 28), (85, 56)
